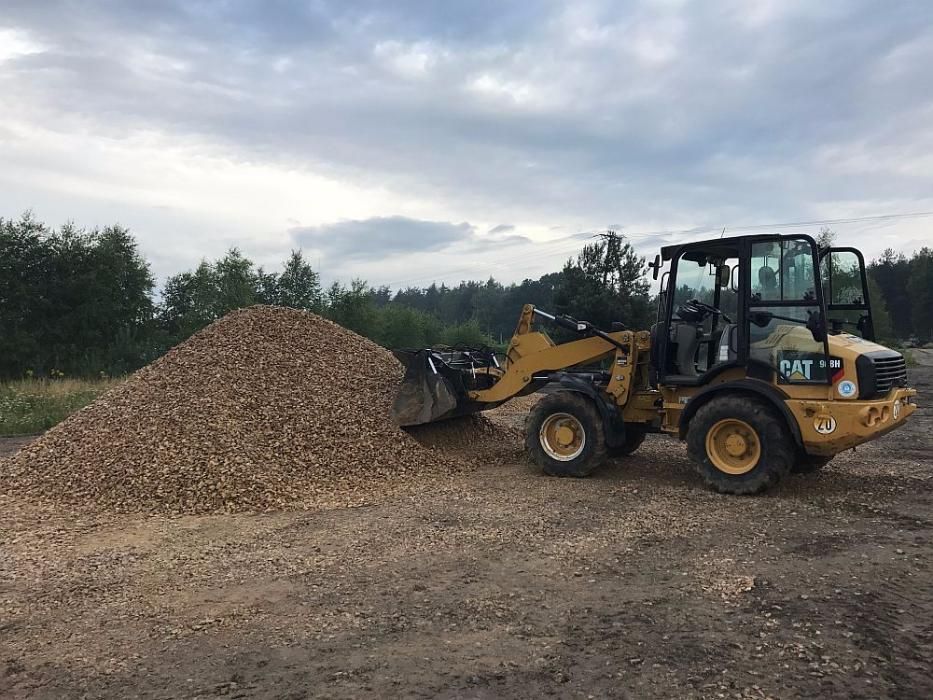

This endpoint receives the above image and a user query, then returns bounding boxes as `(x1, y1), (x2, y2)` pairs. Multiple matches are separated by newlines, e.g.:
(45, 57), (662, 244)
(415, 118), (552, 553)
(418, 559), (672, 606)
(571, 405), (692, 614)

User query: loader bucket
(391, 349), (472, 426)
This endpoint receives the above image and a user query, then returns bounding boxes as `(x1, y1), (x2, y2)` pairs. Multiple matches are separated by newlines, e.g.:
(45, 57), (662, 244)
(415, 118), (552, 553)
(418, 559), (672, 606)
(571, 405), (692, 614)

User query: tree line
(1, 213), (931, 379)
(0, 214), (652, 378)
(868, 248), (933, 342)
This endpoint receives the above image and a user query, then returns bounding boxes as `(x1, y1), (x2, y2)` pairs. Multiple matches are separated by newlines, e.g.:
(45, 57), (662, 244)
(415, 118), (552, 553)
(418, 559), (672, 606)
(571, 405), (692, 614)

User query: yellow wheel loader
(392, 234), (918, 494)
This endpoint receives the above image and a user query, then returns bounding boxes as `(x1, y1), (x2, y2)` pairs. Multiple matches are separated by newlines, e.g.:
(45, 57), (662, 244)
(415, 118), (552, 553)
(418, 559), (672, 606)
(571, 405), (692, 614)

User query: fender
(540, 372), (627, 447)
(677, 379), (803, 447)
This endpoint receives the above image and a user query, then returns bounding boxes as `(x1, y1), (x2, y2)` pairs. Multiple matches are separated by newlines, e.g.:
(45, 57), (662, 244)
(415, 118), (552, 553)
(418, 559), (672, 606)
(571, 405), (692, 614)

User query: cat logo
(780, 358), (813, 381)
(813, 414), (837, 435)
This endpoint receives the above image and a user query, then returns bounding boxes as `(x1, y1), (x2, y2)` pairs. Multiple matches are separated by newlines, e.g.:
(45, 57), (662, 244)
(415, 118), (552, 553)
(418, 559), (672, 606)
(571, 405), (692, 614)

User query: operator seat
(671, 323), (701, 376)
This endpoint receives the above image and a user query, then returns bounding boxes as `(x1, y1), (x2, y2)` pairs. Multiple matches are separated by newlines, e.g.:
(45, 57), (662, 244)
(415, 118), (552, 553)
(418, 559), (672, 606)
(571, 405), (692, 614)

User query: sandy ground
(1, 367), (931, 699)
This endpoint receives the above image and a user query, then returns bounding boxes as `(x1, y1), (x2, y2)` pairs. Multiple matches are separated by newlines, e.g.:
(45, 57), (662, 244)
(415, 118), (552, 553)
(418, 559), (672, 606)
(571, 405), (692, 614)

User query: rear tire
(686, 395), (794, 495)
(607, 426), (647, 458)
(525, 393), (607, 477)
(793, 453), (833, 474)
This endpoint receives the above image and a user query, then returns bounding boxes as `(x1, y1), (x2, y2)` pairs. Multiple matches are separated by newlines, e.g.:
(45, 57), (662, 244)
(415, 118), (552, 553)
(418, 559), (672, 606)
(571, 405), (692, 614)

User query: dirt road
(911, 348), (933, 367)
(1, 368), (931, 699)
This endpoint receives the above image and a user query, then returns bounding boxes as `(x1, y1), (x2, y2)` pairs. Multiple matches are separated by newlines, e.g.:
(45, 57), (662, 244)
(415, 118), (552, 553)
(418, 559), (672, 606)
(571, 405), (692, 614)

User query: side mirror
(806, 311), (827, 343)
(856, 314), (874, 341)
(648, 254), (662, 280)
(717, 264), (730, 288)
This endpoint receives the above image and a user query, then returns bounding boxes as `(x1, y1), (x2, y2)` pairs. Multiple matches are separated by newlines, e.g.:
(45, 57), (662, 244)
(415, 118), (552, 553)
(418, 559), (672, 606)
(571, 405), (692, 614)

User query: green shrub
(0, 378), (119, 436)
(439, 319), (496, 348)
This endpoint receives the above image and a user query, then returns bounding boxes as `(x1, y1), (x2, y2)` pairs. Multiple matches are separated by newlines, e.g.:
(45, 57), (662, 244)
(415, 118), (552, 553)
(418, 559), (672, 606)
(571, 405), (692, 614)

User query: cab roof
(659, 233), (818, 262)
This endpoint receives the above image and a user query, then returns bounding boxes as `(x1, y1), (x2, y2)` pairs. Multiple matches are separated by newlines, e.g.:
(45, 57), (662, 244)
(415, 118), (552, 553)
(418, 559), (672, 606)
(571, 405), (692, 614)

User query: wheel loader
(391, 234), (918, 494)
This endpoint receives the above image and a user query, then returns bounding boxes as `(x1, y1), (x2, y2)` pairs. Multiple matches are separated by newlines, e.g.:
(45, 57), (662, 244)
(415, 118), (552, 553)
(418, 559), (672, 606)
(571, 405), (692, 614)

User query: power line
(619, 210), (933, 241)
(375, 210), (933, 288)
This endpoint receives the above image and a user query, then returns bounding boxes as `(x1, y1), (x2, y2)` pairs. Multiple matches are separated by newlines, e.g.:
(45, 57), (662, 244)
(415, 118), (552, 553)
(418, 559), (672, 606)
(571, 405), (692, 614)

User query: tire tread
(686, 394), (794, 495)
(525, 392), (607, 477)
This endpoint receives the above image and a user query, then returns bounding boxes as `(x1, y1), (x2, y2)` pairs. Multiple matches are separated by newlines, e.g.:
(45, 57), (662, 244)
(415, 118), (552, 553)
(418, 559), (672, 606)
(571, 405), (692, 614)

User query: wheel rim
(539, 412), (586, 461)
(705, 418), (760, 475)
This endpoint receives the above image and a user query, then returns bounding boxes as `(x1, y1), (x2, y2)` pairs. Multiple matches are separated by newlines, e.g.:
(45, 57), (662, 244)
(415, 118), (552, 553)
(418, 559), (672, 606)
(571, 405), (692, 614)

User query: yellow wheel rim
(539, 412), (586, 461)
(705, 418), (760, 475)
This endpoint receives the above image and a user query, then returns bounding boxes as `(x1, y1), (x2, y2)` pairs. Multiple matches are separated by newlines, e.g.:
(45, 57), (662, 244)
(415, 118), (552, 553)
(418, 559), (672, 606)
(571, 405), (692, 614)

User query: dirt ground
(2, 361), (932, 699)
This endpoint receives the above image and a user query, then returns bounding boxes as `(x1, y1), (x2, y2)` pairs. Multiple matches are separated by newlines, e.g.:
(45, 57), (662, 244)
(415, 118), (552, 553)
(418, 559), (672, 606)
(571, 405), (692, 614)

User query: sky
(1, 0), (932, 288)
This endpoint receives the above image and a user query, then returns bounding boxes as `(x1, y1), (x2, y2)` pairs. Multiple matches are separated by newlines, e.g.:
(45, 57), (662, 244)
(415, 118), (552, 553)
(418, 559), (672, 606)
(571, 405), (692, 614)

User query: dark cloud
(488, 224), (514, 235)
(290, 216), (474, 261)
(290, 216), (534, 264)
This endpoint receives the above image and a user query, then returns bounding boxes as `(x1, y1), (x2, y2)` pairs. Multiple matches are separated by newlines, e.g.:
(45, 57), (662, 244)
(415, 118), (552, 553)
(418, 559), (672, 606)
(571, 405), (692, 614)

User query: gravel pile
(0, 306), (496, 514)
(407, 414), (522, 461)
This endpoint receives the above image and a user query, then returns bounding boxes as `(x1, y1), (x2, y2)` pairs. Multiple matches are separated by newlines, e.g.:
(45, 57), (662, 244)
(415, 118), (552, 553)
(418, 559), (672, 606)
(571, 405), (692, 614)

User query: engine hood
(826, 332), (894, 356)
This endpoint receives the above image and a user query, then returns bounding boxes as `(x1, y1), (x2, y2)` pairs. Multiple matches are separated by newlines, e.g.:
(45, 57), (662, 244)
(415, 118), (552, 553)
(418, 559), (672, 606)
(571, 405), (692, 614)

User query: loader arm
(470, 334), (619, 403)
(473, 304), (640, 404)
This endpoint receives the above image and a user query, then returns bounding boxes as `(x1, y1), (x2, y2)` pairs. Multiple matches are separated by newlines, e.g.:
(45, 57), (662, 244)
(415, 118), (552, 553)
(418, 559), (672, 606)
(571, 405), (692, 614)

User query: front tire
(525, 392), (607, 477)
(686, 395), (794, 494)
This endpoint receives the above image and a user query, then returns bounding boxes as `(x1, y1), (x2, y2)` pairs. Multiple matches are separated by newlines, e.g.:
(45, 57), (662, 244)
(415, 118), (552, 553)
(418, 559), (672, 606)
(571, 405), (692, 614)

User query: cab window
(829, 251), (865, 305)
(748, 239), (828, 383)
(750, 239), (817, 303)
(672, 259), (716, 309)
(664, 252), (739, 379)
(821, 249), (874, 339)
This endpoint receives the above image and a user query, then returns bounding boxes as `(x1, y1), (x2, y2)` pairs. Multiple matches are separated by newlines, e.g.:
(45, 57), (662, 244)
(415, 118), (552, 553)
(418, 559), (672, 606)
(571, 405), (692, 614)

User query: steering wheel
(684, 298), (734, 324)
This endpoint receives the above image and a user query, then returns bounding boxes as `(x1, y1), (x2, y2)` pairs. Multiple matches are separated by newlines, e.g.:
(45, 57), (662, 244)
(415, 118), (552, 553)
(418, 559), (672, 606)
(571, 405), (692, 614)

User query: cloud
(0, 27), (45, 62)
(1, 0), (932, 284)
(469, 232), (533, 251)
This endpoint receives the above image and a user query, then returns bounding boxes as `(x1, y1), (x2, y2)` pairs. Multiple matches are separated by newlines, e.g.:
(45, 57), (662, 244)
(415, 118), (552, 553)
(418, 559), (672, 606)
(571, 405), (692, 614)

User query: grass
(0, 378), (121, 436)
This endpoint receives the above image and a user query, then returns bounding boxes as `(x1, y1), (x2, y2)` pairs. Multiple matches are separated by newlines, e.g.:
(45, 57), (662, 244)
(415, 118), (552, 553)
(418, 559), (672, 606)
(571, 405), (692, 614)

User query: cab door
(746, 237), (831, 385)
(821, 247), (875, 341)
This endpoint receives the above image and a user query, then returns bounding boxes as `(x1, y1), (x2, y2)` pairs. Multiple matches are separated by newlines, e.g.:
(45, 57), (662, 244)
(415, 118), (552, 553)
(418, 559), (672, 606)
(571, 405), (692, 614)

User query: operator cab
(650, 234), (876, 388)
